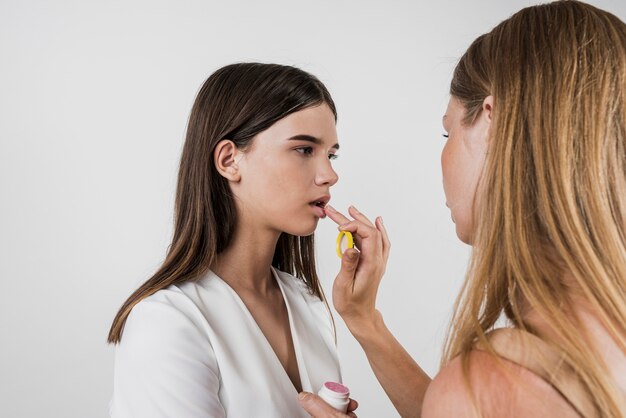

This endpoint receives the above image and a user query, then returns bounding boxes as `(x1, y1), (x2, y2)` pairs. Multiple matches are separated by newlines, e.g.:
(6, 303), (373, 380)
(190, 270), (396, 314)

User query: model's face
(235, 103), (339, 236)
(441, 97), (490, 244)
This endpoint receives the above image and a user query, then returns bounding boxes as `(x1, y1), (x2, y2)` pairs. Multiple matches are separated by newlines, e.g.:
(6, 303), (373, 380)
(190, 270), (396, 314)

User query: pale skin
(298, 97), (626, 417)
(212, 103), (343, 394)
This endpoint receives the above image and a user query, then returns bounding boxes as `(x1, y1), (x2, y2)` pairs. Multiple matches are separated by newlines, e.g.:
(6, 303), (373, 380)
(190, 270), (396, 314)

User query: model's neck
(212, 217), (281, 295)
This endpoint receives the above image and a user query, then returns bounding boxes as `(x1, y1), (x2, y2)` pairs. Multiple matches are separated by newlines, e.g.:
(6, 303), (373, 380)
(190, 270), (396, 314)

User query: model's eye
(295, 147), (314, 155)
(442, 133), (449, 139)
(328, 153), (339, 161)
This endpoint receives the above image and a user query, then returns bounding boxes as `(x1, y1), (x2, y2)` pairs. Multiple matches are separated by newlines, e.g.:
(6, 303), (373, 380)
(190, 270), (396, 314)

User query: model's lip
(309, 195), (331, 208)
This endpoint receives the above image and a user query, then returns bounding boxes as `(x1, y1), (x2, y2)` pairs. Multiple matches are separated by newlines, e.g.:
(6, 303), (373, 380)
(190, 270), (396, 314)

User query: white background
(1, 1), (625, 417)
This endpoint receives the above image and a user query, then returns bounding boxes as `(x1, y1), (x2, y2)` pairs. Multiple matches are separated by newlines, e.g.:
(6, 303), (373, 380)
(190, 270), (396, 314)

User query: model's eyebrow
(287, 134), (340, 150)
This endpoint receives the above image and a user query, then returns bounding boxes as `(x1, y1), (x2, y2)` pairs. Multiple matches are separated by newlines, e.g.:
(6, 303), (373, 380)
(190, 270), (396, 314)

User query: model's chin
(284, 217), (319, 237)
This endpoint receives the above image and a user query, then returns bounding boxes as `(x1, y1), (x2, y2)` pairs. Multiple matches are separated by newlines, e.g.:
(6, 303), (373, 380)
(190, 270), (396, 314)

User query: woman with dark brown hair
(107, 63), (356, 417)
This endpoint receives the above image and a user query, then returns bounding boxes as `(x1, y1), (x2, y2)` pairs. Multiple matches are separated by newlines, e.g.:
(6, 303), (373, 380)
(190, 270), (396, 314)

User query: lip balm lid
(323, 381), (350, 396)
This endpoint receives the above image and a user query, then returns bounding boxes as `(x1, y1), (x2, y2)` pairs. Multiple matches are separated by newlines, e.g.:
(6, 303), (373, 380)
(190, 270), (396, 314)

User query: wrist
(344, 310), (385, 341)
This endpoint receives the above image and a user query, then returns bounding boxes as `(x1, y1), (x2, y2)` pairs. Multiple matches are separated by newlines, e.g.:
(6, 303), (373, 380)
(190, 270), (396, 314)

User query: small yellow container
(336, 231), (354, 258)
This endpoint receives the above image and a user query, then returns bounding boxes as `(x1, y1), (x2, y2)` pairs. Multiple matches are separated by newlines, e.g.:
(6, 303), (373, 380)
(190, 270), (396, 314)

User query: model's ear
(482, 95), (494, 123)
(214, 140), (242, 182)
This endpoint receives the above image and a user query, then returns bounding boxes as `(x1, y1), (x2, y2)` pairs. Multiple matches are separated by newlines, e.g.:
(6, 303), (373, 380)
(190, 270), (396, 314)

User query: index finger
(324, 205), (351, 226)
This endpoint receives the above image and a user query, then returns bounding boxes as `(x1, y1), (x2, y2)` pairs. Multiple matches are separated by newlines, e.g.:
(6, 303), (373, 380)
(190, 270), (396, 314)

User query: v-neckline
(210, 266), (309, 394)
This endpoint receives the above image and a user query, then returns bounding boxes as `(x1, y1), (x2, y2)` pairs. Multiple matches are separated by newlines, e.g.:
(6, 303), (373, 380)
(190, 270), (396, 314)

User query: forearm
(347, 311), (431, 418)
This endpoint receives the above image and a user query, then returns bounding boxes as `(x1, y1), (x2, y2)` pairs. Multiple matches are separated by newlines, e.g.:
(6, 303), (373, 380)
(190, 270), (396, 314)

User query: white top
(110, 267), (342, 418)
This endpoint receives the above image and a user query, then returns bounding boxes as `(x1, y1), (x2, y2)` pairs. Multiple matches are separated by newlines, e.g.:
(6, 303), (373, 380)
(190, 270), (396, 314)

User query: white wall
(2, 1), (625, 417)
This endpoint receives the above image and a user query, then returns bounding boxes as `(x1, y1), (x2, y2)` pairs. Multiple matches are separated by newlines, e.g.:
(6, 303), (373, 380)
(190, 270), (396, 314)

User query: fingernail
(298, 392), (310, 401)
(379, 216), (384, 225)
(347, 249), (358, 260)
(325, 204), (337, 213)
(350, 205), (360, 213)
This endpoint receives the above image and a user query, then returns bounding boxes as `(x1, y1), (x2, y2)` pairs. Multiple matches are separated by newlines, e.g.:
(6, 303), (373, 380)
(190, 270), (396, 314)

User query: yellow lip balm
(336, 231), (354, 258)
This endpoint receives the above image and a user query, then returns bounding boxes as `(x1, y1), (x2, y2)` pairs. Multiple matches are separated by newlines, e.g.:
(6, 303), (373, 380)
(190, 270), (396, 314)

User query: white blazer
(110, 267), (342, 418)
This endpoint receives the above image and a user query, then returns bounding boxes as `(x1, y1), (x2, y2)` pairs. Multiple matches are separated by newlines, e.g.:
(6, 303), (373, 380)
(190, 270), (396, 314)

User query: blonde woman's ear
(214, 139), (242, 182)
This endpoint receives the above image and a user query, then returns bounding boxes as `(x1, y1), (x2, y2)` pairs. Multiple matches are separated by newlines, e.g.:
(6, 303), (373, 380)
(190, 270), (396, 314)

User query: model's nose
(316, 160), (339, 187)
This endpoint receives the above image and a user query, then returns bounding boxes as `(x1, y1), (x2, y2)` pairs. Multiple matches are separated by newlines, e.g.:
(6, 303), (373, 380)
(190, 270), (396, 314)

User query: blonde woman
(299, 1), (626, 417)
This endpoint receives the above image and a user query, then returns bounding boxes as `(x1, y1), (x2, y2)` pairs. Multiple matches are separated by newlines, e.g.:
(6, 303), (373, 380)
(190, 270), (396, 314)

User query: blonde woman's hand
(324, 205), (390, 336)
(298, 392), (358, 418)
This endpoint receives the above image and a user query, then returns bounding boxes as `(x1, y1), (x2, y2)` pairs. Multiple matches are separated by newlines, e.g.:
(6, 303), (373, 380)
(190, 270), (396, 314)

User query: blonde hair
(444, 1), (626, 416)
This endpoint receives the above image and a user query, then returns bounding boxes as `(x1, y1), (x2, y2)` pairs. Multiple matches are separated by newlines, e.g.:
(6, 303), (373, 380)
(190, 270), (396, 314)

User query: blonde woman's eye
(296, 147), (314, 155)
(329, 154), (339, 161)
(442, 133), (449, 139)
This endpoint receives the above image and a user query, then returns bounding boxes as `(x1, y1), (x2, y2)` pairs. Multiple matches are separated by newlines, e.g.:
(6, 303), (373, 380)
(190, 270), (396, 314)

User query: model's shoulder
(121, 291), (208, 336)
(132, 271), (223, 311)
(422, 349), (579, 418)
(130, 283), (196, 314)
(121, 283), (212, 343)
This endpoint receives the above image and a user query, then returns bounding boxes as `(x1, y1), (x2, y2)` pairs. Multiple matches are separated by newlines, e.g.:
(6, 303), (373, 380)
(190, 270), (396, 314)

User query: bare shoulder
(421, 350), (579, 418)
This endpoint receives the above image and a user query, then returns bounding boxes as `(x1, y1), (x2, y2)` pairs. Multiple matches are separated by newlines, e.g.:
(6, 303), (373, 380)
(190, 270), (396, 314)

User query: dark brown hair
(108, 63), (337, 343)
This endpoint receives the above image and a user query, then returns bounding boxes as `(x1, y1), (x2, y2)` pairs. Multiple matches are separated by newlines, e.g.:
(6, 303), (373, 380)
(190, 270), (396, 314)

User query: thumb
(298, 392), (342, 417)
(335, 249), (360, 289)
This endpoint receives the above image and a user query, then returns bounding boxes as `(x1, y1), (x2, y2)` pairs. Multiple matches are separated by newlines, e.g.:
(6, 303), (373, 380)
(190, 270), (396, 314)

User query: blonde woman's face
(441, 97), (491, 244)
